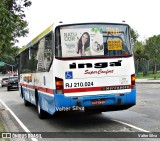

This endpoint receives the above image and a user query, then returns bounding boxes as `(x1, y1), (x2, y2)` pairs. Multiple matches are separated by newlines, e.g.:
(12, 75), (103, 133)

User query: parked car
(1, 78), (8, 87)
(7, 77), (18, 91)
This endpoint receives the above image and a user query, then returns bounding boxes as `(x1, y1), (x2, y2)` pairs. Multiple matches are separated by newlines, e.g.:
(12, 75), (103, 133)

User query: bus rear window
(55, 23), (132, 58)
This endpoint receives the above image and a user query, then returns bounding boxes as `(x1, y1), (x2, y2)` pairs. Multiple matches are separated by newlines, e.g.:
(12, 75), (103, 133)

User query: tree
(130, 28), (150, 76)
(0, 0), (31, 73)
(130, 28), (139, 47)
(133, 41), (149, 76)
(0, 0), (31, 44)
(145, 35), (160, 79)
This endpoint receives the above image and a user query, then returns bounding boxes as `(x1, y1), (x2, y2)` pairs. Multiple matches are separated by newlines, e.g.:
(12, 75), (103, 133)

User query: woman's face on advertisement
(82, 34), (88, 44)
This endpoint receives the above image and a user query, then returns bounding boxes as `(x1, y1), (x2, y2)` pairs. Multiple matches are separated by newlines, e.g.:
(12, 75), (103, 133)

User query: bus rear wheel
(37, 99), (46, 119)
(22, 90), (30, 106)
(24, 98), (30, 106)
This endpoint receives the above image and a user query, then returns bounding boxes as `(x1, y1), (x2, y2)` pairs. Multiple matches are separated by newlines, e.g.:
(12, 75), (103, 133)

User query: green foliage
(133, 41), (149, 61)
(1, 47), (19, 63)
(130, 28), (160, 78)
(134, 35), (160, 79)
(145, 35), (160, 62)
(0, 0), (31, 73)
(134, 41), (149, 77)
(0, 46), (20, 73)
(145, 35), (160, 79)
(136, 71), (160, 79)
(130, 28), (139, 47)
(0, 0), (31, 48)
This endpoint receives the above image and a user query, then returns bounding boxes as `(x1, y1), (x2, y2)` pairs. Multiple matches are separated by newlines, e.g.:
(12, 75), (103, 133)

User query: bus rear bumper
(54, 89), (136, 112)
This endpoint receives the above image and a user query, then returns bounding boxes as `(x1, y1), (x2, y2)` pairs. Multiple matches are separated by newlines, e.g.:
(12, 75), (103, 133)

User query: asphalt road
(0, 84), (160, 141)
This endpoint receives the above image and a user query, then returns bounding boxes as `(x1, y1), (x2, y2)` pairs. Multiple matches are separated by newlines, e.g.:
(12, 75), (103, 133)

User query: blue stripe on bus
(54, 89), (136, 112)
(21, 87), (136, 115)
(38, 92), (55, 115)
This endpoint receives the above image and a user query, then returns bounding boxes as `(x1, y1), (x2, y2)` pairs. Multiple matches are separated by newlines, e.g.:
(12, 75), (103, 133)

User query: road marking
(0, 99), (38, 141)
(112, 119), (150, 132)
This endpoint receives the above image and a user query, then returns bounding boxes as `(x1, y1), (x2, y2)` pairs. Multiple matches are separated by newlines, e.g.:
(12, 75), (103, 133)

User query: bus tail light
(55, 77), (64, 94)
(131, 74), (136, 89)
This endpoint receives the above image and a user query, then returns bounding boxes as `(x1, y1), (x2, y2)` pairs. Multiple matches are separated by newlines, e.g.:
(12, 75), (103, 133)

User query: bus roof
(17, 22), (130, 55)
(18, 24), (54, 55)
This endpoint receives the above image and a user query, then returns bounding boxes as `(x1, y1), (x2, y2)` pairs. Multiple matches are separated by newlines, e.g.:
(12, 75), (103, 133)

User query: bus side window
(44, 32), (53, 71)
(29, 44), (38, 72)
(20, 49), (30, 73)
(55, 28), (62, 58)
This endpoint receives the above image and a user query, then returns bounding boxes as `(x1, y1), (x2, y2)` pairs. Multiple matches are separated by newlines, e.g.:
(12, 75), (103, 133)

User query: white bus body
(16, 22), (136, 119)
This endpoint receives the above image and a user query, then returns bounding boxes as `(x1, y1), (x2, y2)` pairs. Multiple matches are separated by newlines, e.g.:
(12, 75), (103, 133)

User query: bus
(16, 22), (136, 119)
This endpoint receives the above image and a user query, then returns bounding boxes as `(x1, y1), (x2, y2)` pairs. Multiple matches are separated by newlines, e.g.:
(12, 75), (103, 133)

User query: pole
(12, 65), (13, 75)
(4, 63), (14, 76)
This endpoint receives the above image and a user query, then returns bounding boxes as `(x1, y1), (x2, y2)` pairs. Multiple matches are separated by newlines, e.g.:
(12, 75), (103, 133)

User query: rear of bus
(54, 23), (136, 112)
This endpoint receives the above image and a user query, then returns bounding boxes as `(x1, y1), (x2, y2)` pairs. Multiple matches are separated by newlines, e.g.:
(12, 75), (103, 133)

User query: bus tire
(24, 97), (30, 106)
(22, 87), (30, 106)
(7, 87), (10, 91)
(37, 99), (46, 119)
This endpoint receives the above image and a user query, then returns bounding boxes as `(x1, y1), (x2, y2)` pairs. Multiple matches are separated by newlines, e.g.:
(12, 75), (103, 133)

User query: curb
(0, 102), (31, 141)
(136, 82), (160, 84)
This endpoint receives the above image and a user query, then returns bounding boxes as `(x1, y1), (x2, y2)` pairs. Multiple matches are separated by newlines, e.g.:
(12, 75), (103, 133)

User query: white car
(1, 78), (8, 87)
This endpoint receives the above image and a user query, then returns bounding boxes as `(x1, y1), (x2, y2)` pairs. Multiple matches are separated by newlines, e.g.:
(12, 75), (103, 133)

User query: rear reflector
(131, 74), (136, 89)
(55, 77), (64, 94)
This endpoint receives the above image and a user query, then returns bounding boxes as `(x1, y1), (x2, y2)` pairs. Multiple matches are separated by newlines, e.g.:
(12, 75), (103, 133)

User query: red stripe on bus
(64, 85), (132, 93)
(27, 85), (35, 89)
(64, 87), (101, 93)
(19, 83), (54, 95)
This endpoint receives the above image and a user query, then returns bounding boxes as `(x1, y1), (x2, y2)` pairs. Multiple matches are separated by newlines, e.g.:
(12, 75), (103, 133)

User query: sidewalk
(0, 102), (31, 141)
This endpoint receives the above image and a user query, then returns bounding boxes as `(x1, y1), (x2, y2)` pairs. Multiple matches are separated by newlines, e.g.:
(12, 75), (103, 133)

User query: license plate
(12, 86), (17, 87)
(92, 99), (105, 105)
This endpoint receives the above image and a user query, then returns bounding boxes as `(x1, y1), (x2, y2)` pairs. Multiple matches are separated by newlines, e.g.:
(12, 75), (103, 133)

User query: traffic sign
(0, 62), (5, 66)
